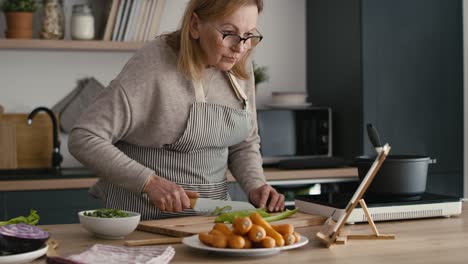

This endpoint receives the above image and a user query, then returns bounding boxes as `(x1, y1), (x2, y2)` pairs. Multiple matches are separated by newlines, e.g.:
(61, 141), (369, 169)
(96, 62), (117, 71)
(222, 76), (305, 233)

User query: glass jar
(40, 0), (65, 40)
(71, 4), (95, 40)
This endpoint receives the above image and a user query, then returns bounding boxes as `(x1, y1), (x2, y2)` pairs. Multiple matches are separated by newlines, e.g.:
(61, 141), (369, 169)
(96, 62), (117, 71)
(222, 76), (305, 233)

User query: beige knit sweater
(68, 36), (266, 197)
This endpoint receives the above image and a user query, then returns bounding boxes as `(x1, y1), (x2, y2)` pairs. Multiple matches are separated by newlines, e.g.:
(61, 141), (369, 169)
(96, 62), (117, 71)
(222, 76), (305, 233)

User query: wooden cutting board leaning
(0, 109), (55, 169)
(137, 212), (326, 237)
(0, 115), (17, 168)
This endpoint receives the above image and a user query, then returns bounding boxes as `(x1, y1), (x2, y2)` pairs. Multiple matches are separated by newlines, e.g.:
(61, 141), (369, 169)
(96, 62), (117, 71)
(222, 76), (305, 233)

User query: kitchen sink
(0, 168), (96, 180)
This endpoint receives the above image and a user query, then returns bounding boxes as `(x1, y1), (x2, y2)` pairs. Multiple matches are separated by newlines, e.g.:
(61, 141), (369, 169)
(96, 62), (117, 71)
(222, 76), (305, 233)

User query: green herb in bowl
(79, 209), (140, 239)
(83, 209), (129, 218)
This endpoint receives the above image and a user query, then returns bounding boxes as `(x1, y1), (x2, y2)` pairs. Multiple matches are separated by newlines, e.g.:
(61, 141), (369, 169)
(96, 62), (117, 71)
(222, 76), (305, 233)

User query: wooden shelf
(0, 39), (144, 51)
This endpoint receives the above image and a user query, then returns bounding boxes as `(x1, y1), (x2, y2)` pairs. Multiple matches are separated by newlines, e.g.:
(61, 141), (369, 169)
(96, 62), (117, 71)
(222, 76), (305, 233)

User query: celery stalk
(263, 208), (298, 222)
(214, 209), (270, 223)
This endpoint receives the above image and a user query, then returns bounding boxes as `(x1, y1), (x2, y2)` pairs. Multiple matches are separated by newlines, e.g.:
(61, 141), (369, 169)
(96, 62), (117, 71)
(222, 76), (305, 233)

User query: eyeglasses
(208, 24), (263, 49)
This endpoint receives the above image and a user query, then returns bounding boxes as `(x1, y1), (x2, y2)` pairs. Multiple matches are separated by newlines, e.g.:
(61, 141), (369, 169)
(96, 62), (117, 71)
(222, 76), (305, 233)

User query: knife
(189, 198), (256, 215)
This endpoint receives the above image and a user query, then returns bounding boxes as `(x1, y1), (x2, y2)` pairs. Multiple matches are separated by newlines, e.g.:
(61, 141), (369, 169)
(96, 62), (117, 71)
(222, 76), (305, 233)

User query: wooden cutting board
(0, 113), (54, 169)
(0, 107), (17, 168)
(0, 121), (17, 169)
(137, 212), (326, 237)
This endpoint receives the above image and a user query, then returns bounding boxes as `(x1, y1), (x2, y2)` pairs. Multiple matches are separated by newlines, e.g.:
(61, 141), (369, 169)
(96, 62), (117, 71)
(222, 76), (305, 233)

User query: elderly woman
(69, 0), (284, 220)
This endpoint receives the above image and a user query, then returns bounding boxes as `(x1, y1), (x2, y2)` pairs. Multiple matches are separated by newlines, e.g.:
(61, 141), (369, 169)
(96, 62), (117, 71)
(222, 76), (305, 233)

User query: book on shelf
(117, 0), (134, 41)
(112, 0), (128, 41)
(143, 0), (157, 41)
(103, 0), (121, 41)
(146, 0), (166, 41)
(131, 0), (149, 42)
(123, 0), (142, 41)
(107, 0), (166, 42)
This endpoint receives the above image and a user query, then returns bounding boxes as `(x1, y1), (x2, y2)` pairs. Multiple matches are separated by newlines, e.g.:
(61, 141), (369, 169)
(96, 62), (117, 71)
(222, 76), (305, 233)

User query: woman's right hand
(143, 175), (199, 212)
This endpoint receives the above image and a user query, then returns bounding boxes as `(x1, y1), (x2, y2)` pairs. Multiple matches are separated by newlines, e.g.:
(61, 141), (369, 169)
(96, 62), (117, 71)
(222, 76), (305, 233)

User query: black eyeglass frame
(208, 24), (263, 48)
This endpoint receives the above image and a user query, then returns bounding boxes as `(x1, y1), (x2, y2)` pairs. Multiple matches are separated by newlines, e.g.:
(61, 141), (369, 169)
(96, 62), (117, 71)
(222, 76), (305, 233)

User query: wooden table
(32, 202), (467, 264)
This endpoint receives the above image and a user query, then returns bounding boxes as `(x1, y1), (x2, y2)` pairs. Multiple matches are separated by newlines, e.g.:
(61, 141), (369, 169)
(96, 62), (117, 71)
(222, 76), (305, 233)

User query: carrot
(243, 236), (252, 249)
(283, 233), (296, 245)
(199, 232), (228, 248)
(261, 236), (276, 248)
(228, 235), (246, 249)
(250, 212), (285, 247)
(213, 223), (233, 236)
(232, 216), (253, 235)
(272, 224), (294, 235)
(248, 224), (266, 242)
(209, 229), (223, 236)
(293, 232), (301, 243)
(199, 232), (211, 246)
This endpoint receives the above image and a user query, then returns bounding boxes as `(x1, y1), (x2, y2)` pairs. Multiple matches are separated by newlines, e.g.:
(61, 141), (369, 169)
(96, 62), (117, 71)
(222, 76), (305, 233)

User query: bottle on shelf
(71, 4), (95, 40)
(40, 0), (65, 40)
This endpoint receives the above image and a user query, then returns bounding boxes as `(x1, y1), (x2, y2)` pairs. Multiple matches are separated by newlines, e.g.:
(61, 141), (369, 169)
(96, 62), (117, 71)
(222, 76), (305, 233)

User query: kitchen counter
(31, 202), (467, 264)
(0, 167), (358, 191)
(0, 168), (97, 191)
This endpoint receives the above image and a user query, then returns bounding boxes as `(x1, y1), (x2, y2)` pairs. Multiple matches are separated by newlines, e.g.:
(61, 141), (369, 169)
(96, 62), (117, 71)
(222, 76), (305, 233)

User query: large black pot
(353, 155), (436, 199)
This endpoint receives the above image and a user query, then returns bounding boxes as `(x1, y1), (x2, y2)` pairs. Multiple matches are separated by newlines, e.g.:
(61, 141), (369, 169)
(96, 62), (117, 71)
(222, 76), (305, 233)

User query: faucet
(27, 107), (63, 171)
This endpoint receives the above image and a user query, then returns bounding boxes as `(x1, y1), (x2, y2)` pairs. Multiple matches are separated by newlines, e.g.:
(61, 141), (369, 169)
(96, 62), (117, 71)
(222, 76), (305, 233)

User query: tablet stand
(316, 144), (396, 247)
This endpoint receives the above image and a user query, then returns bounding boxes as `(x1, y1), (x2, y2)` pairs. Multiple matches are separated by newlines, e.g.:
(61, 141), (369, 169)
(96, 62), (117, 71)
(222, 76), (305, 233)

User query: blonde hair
(165, 0), (263, 81)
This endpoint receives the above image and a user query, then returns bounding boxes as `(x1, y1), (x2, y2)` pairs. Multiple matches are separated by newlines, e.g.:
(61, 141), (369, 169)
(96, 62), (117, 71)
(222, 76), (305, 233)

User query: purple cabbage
(0, 223), (50, 254)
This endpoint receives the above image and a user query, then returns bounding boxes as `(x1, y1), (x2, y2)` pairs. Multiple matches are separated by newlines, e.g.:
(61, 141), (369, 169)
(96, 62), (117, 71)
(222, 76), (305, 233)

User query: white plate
(0, 244), (48, 264)
(265, 102), (312, 109)
(182, 235), (309, 257)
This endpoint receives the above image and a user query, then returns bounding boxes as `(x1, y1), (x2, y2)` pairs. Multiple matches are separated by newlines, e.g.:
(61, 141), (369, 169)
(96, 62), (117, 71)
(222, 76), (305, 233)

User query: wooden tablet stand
(316, 144), (396, 247)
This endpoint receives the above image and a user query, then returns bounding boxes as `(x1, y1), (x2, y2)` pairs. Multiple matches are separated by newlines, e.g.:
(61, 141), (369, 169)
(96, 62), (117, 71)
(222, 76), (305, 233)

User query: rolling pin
(124, 237), (184, 246)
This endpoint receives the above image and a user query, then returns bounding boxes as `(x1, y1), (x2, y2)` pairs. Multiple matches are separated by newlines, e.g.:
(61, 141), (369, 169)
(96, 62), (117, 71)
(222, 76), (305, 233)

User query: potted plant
(1, 0), (37, 39)
(253, 61), (269, 87)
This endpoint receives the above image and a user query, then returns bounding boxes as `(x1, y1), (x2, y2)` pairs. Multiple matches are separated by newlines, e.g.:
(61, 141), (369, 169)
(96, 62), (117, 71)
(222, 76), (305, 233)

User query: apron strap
(192, 70), (249, 108)
(226, 72), (249, 109)
(193, 80), (206, 103)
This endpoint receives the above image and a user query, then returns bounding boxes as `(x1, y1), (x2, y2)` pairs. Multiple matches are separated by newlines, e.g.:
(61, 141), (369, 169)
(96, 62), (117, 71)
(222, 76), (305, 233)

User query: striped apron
(102, 72), (251, 220)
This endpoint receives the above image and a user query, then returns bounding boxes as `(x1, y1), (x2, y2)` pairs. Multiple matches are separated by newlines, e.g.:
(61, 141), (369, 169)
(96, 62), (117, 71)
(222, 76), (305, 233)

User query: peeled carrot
(228, 235), (246, 249)
(232, 216), (253, 235)
(209, 229), (226, 237)
(293, 232), (301, 243)
(283, 233), (296, 245)
(261, 236), (276, 248)
(272, 224), (294, 235)
(199, 232), (228, 248)
(248, 224), (266, 242)
(213, 223), (233, 236)
(243, 236), (252, 249)
(250, 212), (285, 247)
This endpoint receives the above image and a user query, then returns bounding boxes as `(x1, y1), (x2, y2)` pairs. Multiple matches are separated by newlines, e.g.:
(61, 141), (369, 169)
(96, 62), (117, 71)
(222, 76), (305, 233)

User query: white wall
(0, 0), (306, 167)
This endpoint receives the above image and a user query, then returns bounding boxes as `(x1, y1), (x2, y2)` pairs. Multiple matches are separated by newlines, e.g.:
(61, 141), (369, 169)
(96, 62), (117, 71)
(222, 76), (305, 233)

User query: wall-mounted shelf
(0, 39), (144, 52)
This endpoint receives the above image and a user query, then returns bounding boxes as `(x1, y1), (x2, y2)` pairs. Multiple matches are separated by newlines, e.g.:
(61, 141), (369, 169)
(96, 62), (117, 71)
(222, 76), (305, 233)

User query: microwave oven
(257, 106), (332, 164)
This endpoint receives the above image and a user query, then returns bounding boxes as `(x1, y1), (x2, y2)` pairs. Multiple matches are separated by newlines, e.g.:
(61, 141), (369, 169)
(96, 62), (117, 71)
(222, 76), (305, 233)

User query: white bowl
(78, 210), (141, 239)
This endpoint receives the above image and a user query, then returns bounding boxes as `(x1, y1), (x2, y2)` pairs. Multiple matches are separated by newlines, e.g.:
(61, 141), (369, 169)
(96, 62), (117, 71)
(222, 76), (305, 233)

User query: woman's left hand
(249, 184), (285, 212)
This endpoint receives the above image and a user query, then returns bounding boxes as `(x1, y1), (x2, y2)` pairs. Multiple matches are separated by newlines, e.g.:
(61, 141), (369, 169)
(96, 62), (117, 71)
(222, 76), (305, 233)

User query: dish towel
(51, 77), (105, 133)
(62, 244), (175, 264)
